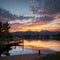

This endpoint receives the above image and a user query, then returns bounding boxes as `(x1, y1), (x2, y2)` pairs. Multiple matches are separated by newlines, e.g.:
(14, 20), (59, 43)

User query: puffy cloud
(29, 0), (60, 27)
(0, 7), (55, 25)
(8, 18), (34, 24)
(44, 0), (60, 15)
(0, 8), (35, 24)
(36, 16), (54, 21)
(0, 8), (18, 22)
(30, 0), (60, 16)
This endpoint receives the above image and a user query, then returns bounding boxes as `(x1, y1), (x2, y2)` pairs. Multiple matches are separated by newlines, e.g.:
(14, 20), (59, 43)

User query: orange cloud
(9, 18), (60, 32)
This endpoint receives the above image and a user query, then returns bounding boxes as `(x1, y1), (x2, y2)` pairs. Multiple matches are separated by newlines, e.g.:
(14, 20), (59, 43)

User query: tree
(2, 22), (10, 38)
(0, 22), (3, 38)
(0, 21), (12, 41)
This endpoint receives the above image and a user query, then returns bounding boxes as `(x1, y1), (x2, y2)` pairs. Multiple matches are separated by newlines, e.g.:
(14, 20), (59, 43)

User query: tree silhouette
(0, 21), (12, 41)
(2, 22), (10, 38)
(0, 22), (3, 38)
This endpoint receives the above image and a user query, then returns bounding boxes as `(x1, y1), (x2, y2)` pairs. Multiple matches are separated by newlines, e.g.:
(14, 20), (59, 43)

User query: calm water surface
(1, 39), (60, 56)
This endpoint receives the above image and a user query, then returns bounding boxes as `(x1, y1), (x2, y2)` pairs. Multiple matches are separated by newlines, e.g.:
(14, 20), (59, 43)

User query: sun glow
(9, 18), (60, 32)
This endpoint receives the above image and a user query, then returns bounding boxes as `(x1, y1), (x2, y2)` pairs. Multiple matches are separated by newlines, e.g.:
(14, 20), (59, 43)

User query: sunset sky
(0, 0), (60, 32)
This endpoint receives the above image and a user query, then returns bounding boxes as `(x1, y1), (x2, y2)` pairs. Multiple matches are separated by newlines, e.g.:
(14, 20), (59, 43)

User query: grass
(40, 52), (60, 60)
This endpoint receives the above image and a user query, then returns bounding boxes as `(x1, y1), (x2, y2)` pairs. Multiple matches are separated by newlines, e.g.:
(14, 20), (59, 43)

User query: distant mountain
(10, 31), (60, 36)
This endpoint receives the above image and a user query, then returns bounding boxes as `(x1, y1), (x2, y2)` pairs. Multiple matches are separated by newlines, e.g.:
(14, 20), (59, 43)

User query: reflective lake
(1, 39), (60, 56)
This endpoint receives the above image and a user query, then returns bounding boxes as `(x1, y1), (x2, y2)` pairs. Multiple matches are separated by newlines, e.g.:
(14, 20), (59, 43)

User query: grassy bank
(40, 52), (60, 60)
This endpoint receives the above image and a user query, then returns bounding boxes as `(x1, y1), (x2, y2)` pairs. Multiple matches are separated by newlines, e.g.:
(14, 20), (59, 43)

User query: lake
(1, 39), (60, 56)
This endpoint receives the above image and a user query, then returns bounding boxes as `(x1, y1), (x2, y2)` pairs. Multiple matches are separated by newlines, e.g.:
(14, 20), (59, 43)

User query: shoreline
(0, 52), (60, 60)
(0, 53), (45, 60)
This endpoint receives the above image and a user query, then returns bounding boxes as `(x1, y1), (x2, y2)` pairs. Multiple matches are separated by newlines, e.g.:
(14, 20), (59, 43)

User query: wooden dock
(4, 39), (24, 48)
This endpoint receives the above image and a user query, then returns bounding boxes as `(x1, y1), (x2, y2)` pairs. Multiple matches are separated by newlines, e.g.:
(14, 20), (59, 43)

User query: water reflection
(1, 39), (60, 56)
(24, 40), (60, 51)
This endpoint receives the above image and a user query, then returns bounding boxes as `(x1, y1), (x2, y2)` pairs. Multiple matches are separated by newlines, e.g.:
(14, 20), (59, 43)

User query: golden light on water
(24, 40), (60, 51)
